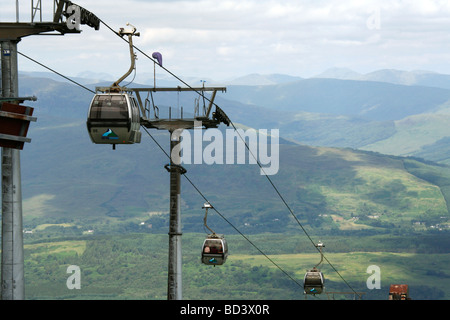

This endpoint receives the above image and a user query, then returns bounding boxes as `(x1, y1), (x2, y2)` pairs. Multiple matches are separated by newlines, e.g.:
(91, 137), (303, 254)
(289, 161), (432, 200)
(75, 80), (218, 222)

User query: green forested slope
(23, 233), (450, 300)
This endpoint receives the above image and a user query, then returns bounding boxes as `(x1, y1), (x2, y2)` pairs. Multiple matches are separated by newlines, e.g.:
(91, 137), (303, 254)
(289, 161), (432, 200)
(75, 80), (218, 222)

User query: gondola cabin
(201, 234), (228, 266)
(304, 267), (325, 295)
(87, 92), (141, 146)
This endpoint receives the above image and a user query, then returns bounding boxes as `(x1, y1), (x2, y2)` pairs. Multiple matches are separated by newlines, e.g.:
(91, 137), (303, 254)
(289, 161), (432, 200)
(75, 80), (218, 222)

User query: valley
(22, 233), (450, 300)
(3, 69), (450, 300)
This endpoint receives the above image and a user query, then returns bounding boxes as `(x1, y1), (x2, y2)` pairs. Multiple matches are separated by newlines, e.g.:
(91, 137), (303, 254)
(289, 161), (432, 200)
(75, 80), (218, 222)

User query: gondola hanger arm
(314, 241), (325, 268)
(111, 23), (140, 91)
(203, 202), (216, 235)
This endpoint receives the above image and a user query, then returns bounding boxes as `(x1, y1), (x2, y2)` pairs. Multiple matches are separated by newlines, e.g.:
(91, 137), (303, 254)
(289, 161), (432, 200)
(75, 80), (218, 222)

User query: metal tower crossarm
(0, 0), (100, 40)
(0, 22), (79, 40)
(124, 86), (227, 130)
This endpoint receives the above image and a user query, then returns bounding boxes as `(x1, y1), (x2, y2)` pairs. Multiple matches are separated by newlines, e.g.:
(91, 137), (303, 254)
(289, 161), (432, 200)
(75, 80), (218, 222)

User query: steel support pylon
(1, 40), (25, 300)
(167, 130), (183, 300)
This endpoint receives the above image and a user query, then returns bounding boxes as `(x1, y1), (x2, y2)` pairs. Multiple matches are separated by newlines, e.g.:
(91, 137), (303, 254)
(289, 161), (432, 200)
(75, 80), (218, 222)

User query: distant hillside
(361, 112), (450, 157)
(225, 78), (450, 121)
(221, 77), (450, 162)
(224, 73), (303, 86)
(413, 137), (450, 165)
(20, 113), (450, 236)
(20, 73), (450, 158)
(314, 68), (450, 90)
(19, 70), (450, 161)
(10, 73), (449, 237)
(9, 71), (450, 302)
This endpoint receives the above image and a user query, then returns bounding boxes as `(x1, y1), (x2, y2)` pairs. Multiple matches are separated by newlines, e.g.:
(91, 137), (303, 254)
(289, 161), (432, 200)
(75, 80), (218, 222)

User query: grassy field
(230, 252), (450, 300)
(20, 233), (450, 300)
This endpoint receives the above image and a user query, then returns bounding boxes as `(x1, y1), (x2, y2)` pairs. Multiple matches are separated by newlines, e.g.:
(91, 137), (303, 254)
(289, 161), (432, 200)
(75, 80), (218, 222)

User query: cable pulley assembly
(164, 163), (187, 175)
(212, 106), (230, 126)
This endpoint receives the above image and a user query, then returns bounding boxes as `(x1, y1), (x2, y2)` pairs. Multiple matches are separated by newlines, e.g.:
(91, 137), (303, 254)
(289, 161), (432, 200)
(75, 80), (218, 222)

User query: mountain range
(313, 67), (450, 89)
(220, 69), (450, 163)
(5, 68), (450, 301)
(9, 68), (450, 236)
(22, 66), (450, 162)
(27, 66), (450, 162)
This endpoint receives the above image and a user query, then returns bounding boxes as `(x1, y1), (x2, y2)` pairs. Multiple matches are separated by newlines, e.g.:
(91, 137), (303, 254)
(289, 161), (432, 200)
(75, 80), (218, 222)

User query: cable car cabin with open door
(86, 92), (141, 148)
(304, 267), (325, 295)
(201, 234), (228, 266)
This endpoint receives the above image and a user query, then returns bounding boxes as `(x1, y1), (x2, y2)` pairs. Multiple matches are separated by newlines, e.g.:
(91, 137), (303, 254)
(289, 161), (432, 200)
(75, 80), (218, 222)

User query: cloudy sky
(4, 0), (450, 82)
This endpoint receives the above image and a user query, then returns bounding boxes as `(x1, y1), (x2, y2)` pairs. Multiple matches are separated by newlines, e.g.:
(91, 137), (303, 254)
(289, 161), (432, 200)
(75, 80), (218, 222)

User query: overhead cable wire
(22, 19), (360, 297)
(17, 51), (96, 94)
(141, 127), (305, 289)
(227, 120), (361, 298)
(98, 18), (362, 297)
(18, 51), (306, 292)
(98, 19), (216, 99)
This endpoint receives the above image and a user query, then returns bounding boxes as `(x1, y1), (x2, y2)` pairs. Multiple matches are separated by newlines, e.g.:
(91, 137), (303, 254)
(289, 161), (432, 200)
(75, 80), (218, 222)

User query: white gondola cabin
(201, 234), (228, 266)
(303, 267), (325, 295)
(86, 92), (141, 147)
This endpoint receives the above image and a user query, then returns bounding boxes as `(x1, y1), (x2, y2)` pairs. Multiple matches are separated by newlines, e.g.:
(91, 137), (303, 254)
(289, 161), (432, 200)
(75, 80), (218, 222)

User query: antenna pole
(1, 39), (24, 300)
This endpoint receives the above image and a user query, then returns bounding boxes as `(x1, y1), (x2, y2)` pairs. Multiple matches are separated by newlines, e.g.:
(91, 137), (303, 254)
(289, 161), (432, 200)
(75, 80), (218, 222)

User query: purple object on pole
(152, 52), (163, 66)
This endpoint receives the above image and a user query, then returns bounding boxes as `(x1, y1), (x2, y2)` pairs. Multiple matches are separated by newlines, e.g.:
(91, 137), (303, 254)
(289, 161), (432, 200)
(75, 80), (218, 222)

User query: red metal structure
(0, 102), (36, 150)
(389, 284), (411, 300)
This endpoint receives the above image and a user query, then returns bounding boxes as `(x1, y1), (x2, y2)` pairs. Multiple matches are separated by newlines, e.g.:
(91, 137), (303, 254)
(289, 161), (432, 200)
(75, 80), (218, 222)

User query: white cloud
(10, 0), (450, 80)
